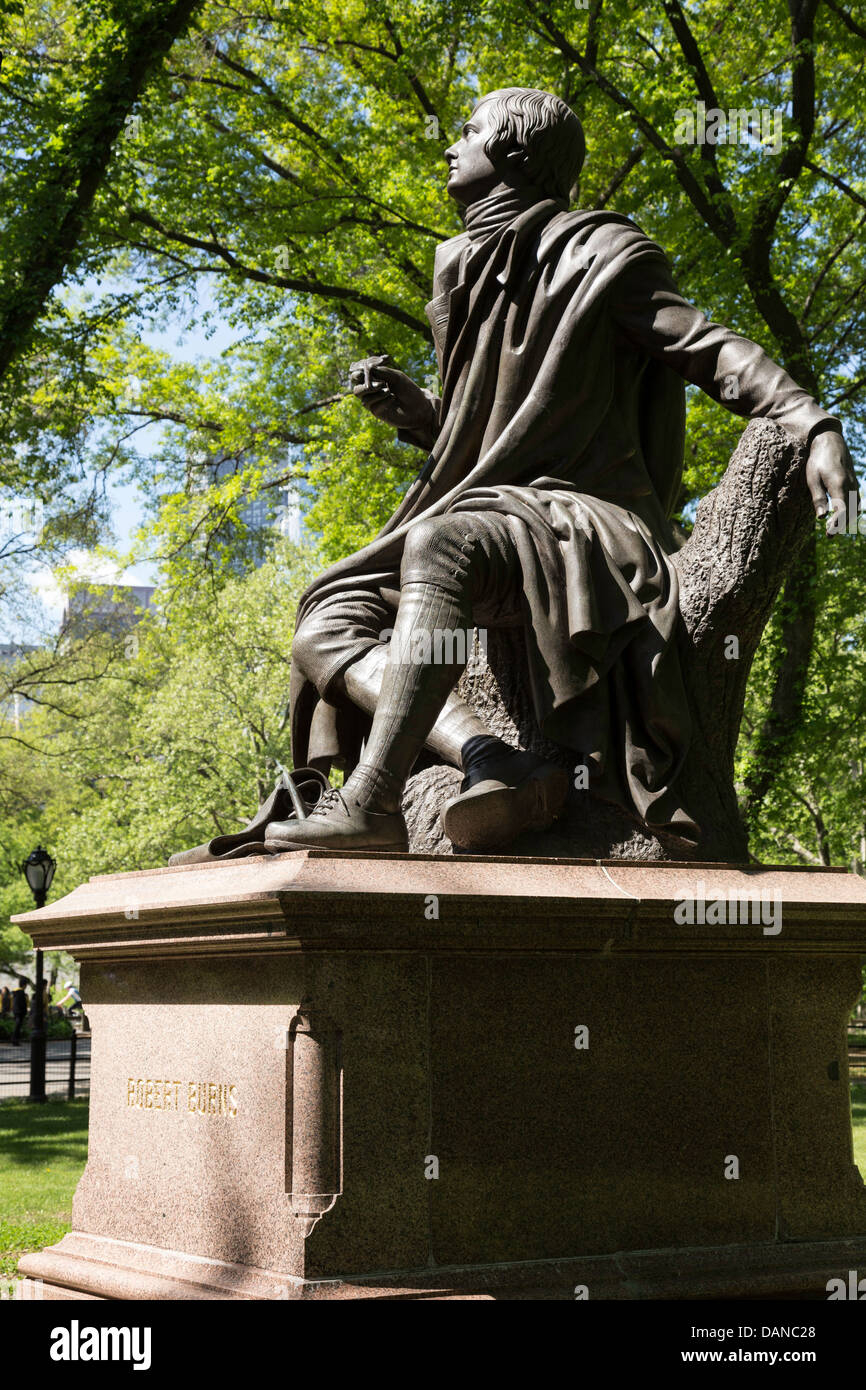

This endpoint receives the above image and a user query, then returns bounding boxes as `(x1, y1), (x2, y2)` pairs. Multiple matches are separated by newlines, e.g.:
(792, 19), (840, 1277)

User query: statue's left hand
(806, 430), (859, 533)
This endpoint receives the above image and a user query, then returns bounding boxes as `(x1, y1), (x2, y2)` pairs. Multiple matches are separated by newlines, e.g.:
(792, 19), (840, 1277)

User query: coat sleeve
(396, 387), (441, 452)
(612, 255), (841, 447)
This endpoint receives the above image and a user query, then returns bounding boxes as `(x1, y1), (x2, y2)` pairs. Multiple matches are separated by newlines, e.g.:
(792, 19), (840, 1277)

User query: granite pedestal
(14, 853), (866, 1299)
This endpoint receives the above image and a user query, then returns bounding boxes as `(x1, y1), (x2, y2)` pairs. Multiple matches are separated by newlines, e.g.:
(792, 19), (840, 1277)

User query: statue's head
(445, 87), (585, 208)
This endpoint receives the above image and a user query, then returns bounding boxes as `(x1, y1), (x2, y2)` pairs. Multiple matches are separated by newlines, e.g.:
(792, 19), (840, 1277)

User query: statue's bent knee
(400, 515), (481, 590)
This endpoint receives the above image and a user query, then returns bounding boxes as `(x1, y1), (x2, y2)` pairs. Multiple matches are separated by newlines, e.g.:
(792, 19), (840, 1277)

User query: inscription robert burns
(126, 1077), (238, 1117)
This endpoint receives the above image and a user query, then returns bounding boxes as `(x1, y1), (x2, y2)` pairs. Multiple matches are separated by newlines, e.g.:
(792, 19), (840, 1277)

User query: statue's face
(445, 100), (517, 206)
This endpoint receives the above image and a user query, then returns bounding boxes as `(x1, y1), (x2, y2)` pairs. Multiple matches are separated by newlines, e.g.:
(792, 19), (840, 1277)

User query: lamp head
(22, 846), (56, 904)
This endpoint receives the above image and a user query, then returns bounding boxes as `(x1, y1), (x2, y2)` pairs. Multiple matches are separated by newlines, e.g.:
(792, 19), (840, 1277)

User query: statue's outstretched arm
(614, 259), (856, 520)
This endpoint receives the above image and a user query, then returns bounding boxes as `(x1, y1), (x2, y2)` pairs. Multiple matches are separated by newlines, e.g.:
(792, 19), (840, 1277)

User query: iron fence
(0, 1033), (90, 1100)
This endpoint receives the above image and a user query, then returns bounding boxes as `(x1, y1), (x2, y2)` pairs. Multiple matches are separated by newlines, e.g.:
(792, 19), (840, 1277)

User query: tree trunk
(0, 0), (203, 384)
(403, 420), (811, 861)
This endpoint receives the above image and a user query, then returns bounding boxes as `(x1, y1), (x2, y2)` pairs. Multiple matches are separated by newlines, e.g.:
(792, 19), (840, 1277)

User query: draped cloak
(289, 197), (834, 841)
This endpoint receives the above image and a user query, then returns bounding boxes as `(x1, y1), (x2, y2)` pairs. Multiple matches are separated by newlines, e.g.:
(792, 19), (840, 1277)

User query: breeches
(291, 511), (528, 698)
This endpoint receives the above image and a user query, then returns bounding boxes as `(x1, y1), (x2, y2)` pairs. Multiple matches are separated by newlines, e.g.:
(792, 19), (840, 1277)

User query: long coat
(290, 198), (832, 838)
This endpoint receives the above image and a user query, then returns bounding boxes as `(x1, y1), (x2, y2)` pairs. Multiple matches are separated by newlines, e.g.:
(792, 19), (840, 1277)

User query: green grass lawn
(851, 1086), (866, 1178)
(0, 1098), (88, 1281)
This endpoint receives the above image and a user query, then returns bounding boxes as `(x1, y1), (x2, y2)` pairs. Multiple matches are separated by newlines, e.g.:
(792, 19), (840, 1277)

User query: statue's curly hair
(478, 87), (586, 203)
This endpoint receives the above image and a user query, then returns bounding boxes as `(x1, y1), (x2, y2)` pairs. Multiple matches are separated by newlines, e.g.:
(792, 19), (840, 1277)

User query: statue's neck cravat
(432, 186), (551, 301)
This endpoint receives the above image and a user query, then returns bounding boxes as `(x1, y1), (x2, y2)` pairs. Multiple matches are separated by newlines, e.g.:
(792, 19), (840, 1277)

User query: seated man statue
(267, 86), (854, 856)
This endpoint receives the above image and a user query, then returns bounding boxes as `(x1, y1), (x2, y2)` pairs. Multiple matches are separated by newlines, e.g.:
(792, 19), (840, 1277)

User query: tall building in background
(211, 459), (307, 559)
(0, 641), (37, 728)
(277, 496), (306, 545)
(60, 583), (156, 641)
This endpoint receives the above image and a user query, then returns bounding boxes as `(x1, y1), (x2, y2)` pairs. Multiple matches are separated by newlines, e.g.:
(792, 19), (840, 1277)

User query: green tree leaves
(1, 0), (866, 883)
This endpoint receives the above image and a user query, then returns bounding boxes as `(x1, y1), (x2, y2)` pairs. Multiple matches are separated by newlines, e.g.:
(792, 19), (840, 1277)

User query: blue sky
(109, 296), (237, 563)
(24, 285), (239, 636)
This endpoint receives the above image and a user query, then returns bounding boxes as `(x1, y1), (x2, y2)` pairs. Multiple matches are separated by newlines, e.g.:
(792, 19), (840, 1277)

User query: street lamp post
(21, 847), (56, 1104)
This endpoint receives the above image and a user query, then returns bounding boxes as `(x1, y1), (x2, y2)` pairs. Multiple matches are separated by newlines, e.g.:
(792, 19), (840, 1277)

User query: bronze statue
(208, 89), (859, 859)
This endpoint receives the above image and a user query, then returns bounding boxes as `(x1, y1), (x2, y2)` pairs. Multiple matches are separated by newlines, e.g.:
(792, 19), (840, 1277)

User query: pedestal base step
(20, 1231), (866, 1301)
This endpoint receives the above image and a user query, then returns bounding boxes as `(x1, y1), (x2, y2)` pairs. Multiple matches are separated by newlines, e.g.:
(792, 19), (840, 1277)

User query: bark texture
(0, 0), (203, 384)
(403, 419), (811, 861)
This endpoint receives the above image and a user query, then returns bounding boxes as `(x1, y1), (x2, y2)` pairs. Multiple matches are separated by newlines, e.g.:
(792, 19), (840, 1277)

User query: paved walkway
(0, 1037), (90, 1100)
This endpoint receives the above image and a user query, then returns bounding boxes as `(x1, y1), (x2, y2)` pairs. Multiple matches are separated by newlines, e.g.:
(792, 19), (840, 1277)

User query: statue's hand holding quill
(349, 354), (438, 439)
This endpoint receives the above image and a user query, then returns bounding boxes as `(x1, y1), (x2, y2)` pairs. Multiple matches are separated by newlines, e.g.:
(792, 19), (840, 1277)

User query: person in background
(0, 985), (10, 1017)
(28, 978), (50, 1019)
(11, 978), (28, 1046)
(57, 979), (83, 1018)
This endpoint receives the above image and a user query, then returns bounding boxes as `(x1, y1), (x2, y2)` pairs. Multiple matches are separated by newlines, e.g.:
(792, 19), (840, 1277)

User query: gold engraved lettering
(127, 1078), (238, 1116)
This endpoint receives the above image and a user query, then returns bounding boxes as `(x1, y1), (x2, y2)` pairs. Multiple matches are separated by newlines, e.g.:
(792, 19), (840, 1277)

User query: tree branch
(0, 0), (204, 383)
(802, 212), (865, 317)
(523, 1), (737, 242)
(125, 206), (431, 336)
(593, 144), (645, 208)
(803, 158), (866, 212)
(744, 0), (819, 265)
(824, 0), (866, 40)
